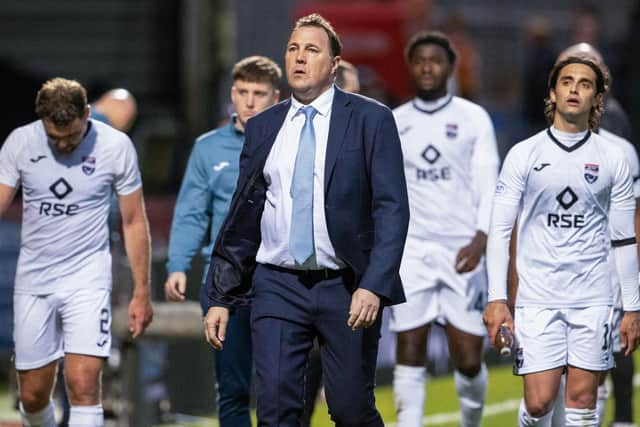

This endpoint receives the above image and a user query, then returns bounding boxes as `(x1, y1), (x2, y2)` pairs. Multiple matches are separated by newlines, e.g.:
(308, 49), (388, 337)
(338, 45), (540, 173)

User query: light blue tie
(290, 106), (318, 265)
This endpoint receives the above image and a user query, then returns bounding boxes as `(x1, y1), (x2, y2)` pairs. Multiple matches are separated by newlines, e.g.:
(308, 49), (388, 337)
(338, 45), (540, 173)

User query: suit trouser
(201, 285), (252, 427)
(300, 342), (322, 426)
(251, 264), (384, 427)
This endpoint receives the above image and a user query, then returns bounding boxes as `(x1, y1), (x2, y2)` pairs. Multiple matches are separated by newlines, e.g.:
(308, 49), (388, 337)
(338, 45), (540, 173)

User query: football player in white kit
(390, 31), (500, 427)
(507, 44), (640, 427)
(557, 44), (640, 427)
(483, 56), (640, 427)
(0, 78), (153, 427)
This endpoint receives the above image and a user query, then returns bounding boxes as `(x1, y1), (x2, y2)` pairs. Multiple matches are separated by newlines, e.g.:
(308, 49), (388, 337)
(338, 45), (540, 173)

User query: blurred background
(1, 0), (639, 425)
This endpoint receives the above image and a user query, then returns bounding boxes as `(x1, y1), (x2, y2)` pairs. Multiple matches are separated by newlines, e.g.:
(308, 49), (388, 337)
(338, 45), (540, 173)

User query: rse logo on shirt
(547, 186), (584, 229)
(416, 144), (451, 181)
(39, 177), (79, 216)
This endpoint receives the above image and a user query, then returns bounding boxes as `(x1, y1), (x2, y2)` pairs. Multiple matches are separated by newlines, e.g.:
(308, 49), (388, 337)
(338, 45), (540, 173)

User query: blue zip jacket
(167, 120), (243, 281)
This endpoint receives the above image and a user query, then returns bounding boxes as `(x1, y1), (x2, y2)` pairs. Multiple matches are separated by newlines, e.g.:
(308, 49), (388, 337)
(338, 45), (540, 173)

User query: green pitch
(311, 363), (522, 426)
(308, 359), (635, 427)
(152, 359), (636, 426)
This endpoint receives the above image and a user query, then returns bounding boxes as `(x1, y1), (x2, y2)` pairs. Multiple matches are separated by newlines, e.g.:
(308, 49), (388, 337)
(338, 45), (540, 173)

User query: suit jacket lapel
(324, 88), (352, 192)
(246, 99), (290, 175)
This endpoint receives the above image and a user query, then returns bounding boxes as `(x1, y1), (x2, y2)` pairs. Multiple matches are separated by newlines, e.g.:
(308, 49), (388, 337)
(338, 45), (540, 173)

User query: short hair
(405, 31), (457, 65)
(293, 13), (342, 57)
(544, 56), (609, 131)
(335, 60), (358, 88)
(35, 78), (88, 126)
(231, 55), (282, 88)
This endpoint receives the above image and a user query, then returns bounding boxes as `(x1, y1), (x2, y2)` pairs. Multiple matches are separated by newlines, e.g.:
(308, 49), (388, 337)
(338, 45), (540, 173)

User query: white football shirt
(599, 127), (640, 309)
(599, 128), (640, 197)
(488, 128), (636, 307)
(0, 119), (141, 294)
(393, 95), (500, 248)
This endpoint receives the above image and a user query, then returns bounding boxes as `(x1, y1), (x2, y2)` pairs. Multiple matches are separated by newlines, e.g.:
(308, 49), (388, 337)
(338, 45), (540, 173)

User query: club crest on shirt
(81, 156), (96, 176)
(584, 163), (599, 184)
(445, 123), (458, 139)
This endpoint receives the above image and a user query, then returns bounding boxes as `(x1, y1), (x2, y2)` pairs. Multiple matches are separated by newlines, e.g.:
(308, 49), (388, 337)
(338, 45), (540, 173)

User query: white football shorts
(389, 274), (487, 336)
(513, 305), (614, 375)
(611, 307), (623, 354)
(13, 288), (111, 370)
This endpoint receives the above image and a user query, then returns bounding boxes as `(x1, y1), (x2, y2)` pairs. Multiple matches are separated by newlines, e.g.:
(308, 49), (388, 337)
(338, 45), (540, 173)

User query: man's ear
(230, 85), (237, 104)
(594, 92), (604, 107)
(331, 56), (342, 76)
(549, 88), (557, 104)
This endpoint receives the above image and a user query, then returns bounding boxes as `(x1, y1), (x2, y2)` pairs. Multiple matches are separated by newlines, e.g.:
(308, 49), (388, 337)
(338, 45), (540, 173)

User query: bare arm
(0, 183), (17, 218)
(119, 188), (153, 338)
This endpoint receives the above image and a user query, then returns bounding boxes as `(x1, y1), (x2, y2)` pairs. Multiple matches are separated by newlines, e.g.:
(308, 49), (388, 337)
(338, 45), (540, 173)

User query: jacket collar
(324, 86), (352, 192)
(246, 86), (353, 193)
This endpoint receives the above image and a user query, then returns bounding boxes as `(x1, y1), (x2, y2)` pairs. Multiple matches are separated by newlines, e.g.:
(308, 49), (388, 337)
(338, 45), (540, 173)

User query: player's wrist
(472, 231), (488, 250)
(132, 287), (151, 299)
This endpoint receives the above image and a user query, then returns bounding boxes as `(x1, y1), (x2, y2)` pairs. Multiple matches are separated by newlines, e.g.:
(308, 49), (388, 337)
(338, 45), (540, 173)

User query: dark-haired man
(165, 55), (281, 427)
(0, 77), (152, 426)
(203, 13), (409, 427)
(389, 31), (499, 427)
(484, 56), (640, 426)
(508, 43), (640, 427)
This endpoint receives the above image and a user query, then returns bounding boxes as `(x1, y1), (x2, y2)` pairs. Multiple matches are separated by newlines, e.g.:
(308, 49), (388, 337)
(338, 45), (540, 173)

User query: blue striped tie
(290, 106), (318, 265)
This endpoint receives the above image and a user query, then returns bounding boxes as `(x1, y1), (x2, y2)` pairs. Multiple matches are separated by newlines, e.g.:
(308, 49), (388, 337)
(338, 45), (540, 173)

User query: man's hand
(348, 288), (380, 330)
(483, 300), (513, 347)
(620, 311), (640, 356)
(204, 306), (230, 350)
(165, 272), (187, 301)
(455, 231), (487, 273)
(128, 293), (153, 339)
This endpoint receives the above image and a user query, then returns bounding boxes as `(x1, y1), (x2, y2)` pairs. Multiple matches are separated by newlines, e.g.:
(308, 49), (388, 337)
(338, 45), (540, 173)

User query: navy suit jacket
(205, 87), (409, 309)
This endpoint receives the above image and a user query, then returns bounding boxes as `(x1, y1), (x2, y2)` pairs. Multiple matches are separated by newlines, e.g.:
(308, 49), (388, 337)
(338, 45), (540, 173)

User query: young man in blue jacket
(164, 56), (281, 427)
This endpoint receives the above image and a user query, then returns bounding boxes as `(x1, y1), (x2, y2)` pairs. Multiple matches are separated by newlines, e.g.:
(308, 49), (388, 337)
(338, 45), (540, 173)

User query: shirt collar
(412, 93), (452, 114)
(229, 114), (244, 135)
(289, 85), (335, 120)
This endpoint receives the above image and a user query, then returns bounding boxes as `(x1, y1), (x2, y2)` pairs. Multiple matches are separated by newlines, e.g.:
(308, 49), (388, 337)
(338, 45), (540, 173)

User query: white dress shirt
(256, 85), (345, 270)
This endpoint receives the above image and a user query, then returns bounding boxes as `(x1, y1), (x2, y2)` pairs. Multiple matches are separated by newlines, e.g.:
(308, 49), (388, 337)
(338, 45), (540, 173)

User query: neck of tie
(290, 106), (318, 265)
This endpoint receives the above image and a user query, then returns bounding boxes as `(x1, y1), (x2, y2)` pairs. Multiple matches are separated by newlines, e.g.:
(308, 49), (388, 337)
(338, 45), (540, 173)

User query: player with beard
(0, 78), (152, 427)
(390, 31), (500, 427)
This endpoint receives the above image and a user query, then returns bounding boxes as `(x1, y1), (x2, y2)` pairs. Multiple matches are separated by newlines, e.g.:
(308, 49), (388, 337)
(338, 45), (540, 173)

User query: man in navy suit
(203, 13), (409, 426)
